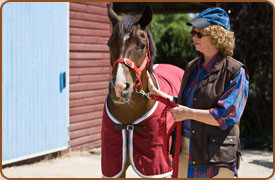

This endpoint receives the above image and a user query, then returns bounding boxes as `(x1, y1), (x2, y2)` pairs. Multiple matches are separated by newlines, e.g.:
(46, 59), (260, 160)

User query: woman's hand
(169, 105), (194, 122)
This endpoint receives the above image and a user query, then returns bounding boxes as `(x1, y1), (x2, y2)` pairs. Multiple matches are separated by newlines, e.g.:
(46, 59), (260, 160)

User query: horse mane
(146, 27), (157, 73)
(119, 15), (157, 73)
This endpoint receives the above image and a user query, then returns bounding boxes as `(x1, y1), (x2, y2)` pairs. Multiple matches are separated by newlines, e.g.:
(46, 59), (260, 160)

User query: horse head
(107, 4), (156, 105)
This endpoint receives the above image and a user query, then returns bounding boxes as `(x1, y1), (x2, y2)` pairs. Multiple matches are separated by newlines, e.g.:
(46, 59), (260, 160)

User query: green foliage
(243, 128), (273, 151)
(150, 14), (198, 68)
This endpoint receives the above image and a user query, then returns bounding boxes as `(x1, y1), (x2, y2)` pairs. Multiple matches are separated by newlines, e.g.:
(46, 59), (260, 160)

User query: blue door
(2, 2), (69, 164)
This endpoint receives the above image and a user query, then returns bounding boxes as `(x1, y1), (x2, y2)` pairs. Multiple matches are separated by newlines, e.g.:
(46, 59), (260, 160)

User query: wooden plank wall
(69, 2), (111, 151)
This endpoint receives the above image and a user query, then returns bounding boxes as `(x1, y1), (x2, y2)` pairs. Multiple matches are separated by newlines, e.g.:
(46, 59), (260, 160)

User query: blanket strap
(112, 124), (146, 131)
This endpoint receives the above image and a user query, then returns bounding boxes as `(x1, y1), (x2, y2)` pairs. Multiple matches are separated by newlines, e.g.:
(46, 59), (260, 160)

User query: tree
(150, 14), (198, 68)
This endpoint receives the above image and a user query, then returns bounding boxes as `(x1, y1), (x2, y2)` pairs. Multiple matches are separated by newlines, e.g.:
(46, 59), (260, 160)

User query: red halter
(112, 36), (151, 91)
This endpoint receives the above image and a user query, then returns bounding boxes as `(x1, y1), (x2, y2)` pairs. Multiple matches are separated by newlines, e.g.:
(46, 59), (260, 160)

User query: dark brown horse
(101, 4), (184, 178)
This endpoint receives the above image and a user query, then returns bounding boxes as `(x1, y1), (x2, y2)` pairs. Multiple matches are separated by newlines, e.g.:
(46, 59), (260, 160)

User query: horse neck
(108, 70), (156, 125)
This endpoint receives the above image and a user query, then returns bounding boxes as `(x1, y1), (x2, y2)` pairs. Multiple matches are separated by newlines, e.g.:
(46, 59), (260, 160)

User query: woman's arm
(147, 71), (219, 126)
(169, 106), (220, 126)
(170, 67), (249, 129)
(147, 71), (174, 102)
(148, 68), (249, 129)
(209, 67), (249, 130)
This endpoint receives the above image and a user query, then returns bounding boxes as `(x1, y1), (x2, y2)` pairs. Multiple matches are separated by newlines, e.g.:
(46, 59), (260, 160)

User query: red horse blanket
(101, 64), (184, 178)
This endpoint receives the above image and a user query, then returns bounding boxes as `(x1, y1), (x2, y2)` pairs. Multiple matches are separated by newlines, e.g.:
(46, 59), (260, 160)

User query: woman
(147, 7), (249, 178)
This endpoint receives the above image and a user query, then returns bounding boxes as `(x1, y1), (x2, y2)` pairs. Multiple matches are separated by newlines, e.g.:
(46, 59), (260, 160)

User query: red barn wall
(69, 2), (111, 151)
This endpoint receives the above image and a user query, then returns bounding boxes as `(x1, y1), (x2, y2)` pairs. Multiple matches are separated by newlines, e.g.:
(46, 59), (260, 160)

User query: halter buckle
(126, 125), (134, 131)
(123, 59), (135, 69)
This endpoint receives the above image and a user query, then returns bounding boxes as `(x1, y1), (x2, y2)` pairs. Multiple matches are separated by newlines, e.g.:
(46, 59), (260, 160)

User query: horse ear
(138, 4), (153, 30)
(107, 4), (120, 26)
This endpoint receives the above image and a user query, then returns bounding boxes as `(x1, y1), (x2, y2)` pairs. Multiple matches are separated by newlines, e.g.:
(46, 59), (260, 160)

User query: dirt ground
(1, 148), (274, 179)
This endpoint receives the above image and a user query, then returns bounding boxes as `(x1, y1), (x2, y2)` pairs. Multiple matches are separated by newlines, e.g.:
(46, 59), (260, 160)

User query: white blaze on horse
(101, 4), (184, 178)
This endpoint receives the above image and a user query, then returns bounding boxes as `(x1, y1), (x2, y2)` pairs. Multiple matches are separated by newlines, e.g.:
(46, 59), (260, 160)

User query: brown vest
(178, 55), (247, 167)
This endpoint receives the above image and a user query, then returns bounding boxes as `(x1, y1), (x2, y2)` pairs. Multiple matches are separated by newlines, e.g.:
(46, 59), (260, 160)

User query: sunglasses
(190, 30), (209, 38)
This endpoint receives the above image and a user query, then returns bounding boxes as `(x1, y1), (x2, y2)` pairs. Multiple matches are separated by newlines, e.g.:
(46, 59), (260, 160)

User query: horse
(101, 4), (184, 178)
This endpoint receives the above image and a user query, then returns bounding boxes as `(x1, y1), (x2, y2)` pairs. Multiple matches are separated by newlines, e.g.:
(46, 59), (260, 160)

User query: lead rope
(172, 121), (182, 178)
(137, 89), (182, 178)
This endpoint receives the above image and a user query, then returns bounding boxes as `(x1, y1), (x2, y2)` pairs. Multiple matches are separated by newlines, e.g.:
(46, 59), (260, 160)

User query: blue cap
(187, 7), (230, 30)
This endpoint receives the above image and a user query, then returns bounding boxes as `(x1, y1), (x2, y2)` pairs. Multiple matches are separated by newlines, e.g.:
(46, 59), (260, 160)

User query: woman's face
(190, 27), (215, 54)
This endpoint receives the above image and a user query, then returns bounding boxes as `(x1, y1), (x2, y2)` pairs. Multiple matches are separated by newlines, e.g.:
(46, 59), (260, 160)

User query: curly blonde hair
(203, 25), (235, 57)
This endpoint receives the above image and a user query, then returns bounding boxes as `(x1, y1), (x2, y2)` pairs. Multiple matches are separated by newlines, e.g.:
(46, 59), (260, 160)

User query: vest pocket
(207, 135), (238, 164)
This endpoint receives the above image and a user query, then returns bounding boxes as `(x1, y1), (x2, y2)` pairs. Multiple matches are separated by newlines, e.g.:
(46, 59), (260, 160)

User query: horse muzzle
(108, 81), (132, 105)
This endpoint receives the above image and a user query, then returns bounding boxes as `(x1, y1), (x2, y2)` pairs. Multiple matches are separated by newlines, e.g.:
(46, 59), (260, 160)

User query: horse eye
(139, 43), (146, 50)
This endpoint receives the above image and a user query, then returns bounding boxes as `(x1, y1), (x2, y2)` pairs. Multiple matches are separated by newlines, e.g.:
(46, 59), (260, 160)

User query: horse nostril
(121, 83), (131, 98)
(124, 83), (130, 91)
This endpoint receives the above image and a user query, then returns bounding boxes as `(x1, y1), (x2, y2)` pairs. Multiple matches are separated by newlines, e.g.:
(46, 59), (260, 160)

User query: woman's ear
(138, 4), (153, 30)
